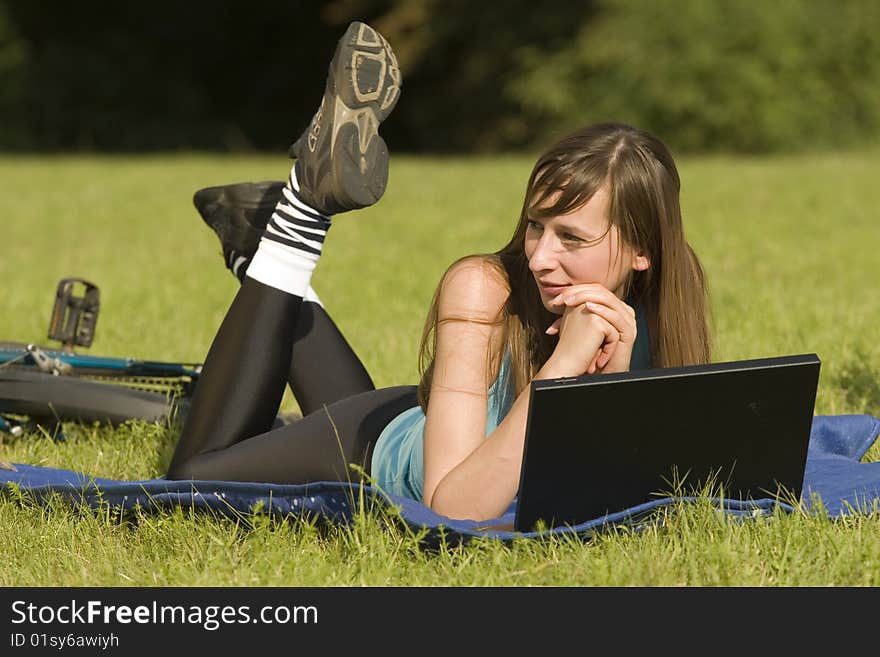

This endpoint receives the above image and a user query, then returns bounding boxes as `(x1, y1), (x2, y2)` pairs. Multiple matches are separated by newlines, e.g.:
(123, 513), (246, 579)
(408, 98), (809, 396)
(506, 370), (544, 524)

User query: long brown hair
(417, 122), (711, 410)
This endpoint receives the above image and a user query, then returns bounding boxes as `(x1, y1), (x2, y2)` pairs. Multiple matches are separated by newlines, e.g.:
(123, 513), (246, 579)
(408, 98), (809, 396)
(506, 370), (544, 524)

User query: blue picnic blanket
(1, 414), (879, 544)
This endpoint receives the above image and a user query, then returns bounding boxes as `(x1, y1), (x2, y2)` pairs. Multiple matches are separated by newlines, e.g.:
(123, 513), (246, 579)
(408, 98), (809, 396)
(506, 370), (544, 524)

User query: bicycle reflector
(48, 278), (100, 349)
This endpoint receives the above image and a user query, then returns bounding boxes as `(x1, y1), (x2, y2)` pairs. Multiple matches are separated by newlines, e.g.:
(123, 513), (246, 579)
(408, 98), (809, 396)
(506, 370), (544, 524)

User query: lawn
(1, 150), (879, 586)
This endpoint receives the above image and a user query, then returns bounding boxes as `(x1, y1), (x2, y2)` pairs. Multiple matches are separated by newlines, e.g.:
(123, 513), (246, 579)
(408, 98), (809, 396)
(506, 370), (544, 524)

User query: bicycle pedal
(48, 278), (100, 350)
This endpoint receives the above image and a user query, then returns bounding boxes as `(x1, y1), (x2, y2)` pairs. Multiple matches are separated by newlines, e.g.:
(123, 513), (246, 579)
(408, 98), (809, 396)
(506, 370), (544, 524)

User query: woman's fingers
(550, 287), (635, 341)
(551, 283), (631, 310)
(587, 313), (620, 373)
(545, 317), (562, 335)
(567, 293), (634, 319)
(596, 345), (613, 370)
(551, 285), (636, 318)
(582, 301), (635, 343)
(549, 297), (632, 375)
(587, 340), (617, 374)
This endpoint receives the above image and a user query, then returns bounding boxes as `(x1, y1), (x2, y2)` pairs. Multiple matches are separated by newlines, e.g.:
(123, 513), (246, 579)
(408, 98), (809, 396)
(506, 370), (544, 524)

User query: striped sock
(246, 166), (332, 296)
(228, 251), (252, 282)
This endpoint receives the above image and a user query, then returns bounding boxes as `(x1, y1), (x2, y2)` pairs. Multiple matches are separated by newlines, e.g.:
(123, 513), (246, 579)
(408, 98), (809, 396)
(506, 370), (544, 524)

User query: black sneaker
(288, 21), (402, 215)
(193, 180), (284, 280)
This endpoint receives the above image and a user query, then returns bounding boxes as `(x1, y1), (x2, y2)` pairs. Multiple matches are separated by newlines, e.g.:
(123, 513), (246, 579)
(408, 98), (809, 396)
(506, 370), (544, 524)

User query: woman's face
(524, 186), (648, 315)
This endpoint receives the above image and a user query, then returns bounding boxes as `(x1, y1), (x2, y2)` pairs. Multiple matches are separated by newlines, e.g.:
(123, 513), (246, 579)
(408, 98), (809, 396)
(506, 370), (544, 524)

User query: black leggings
(166, 277), (417, 483)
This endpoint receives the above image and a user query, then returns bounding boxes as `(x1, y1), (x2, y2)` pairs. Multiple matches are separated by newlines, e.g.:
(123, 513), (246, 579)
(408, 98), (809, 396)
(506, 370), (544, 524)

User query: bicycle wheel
(0, 369), (185, 425)
(0, 345), (298, 434)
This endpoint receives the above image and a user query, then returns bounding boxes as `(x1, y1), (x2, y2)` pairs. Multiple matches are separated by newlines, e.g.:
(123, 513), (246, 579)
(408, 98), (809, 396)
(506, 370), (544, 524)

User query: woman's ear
(631, 251), (651, 272)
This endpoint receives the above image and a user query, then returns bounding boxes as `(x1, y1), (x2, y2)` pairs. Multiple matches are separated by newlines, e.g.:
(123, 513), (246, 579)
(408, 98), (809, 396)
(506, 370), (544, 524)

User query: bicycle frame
(0, 345), (201, 380)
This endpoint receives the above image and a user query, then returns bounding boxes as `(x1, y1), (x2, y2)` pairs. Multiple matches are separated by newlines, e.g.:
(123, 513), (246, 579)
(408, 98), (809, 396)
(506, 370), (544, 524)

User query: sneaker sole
(193, 181), (285, 254)
(296, 22), (401, 210)
(194, 181), (284, 214)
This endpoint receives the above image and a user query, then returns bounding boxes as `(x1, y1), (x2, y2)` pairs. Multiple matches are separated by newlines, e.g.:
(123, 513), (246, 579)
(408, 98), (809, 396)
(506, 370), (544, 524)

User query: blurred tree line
(1, 0), (878, 153)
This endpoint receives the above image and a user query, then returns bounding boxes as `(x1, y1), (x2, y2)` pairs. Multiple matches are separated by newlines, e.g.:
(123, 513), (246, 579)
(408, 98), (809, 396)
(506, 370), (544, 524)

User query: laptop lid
(513, 353), (821, 532)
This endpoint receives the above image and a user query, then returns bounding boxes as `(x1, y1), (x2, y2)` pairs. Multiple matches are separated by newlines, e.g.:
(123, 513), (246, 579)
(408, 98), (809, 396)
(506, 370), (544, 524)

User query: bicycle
(0, 278), (202, 439)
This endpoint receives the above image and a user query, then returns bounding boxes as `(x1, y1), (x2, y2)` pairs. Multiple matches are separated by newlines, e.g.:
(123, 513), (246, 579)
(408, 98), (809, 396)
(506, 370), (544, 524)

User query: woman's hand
(543, 300), (619, 377)
(545, 283), (637, 374)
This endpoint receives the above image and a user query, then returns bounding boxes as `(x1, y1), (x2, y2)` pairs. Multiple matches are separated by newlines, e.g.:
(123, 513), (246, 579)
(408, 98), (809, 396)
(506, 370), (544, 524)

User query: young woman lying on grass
(166, 20), (711, 522)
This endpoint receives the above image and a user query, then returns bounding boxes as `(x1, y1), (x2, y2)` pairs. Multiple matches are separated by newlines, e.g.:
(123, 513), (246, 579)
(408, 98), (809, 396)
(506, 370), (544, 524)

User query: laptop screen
(514, 354), (820, 532)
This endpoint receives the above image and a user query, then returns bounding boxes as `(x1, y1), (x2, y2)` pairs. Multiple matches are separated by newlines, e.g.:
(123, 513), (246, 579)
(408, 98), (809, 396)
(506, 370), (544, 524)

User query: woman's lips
(538, 283), (570, 297)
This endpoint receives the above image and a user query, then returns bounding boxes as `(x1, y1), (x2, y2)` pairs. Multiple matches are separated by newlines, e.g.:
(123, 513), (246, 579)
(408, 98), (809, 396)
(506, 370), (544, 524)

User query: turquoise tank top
(371, 302), (652, 502)
(371, 351), (517, 502)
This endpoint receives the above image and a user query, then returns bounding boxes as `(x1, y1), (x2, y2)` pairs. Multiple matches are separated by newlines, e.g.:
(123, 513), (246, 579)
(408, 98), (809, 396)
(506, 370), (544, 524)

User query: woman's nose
(528, 233), (558, 273)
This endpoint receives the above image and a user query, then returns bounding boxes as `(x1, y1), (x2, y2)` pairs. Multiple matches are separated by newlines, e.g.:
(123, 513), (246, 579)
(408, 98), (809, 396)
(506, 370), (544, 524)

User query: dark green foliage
(1, 0), (878, 152)
(0, 0), (353, 151)
(510, 0), (880, 153)
(353, 0), (598, 152)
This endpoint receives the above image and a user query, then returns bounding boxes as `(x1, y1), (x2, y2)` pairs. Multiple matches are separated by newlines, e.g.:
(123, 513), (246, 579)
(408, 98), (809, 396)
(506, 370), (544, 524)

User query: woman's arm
(422, 260), (616, 520)
(420, 257), (509, 516)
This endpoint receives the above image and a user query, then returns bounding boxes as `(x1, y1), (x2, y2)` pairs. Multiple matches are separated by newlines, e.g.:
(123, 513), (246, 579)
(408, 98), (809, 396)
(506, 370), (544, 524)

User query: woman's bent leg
(167, 20), (401, 481)
(167, 386), (417, 483)
(289, 301), (375, 416)
(167, 278), (303, 476)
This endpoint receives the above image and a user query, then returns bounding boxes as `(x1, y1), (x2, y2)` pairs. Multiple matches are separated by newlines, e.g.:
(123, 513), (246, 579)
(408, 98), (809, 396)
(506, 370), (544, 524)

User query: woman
(167, 21), (711, 522)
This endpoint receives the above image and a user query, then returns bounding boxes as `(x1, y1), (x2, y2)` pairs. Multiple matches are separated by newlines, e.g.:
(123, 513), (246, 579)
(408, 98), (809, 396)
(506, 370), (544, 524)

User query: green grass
(1, 151), (879, 586)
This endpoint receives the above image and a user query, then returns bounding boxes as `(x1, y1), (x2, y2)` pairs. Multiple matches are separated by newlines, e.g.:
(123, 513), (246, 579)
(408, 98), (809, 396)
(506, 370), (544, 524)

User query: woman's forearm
(427, 358), (575, 521)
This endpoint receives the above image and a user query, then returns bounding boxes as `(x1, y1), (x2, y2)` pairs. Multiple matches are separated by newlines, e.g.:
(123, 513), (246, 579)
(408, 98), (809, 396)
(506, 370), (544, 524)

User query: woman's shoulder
(438, 255), (510, 320)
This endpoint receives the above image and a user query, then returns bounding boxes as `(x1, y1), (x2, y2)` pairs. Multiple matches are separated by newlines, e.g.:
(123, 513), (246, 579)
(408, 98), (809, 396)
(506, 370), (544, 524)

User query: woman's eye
(562, 233), (585, 244)
(526, 220), (542, 231)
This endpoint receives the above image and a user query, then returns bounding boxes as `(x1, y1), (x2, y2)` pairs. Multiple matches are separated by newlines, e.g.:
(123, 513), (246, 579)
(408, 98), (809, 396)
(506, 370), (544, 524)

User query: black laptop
(513, 353), (821, 532)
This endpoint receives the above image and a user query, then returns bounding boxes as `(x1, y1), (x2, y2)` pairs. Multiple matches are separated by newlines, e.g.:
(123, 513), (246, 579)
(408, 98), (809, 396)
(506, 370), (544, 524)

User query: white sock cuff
(246, 238), (317, 297)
